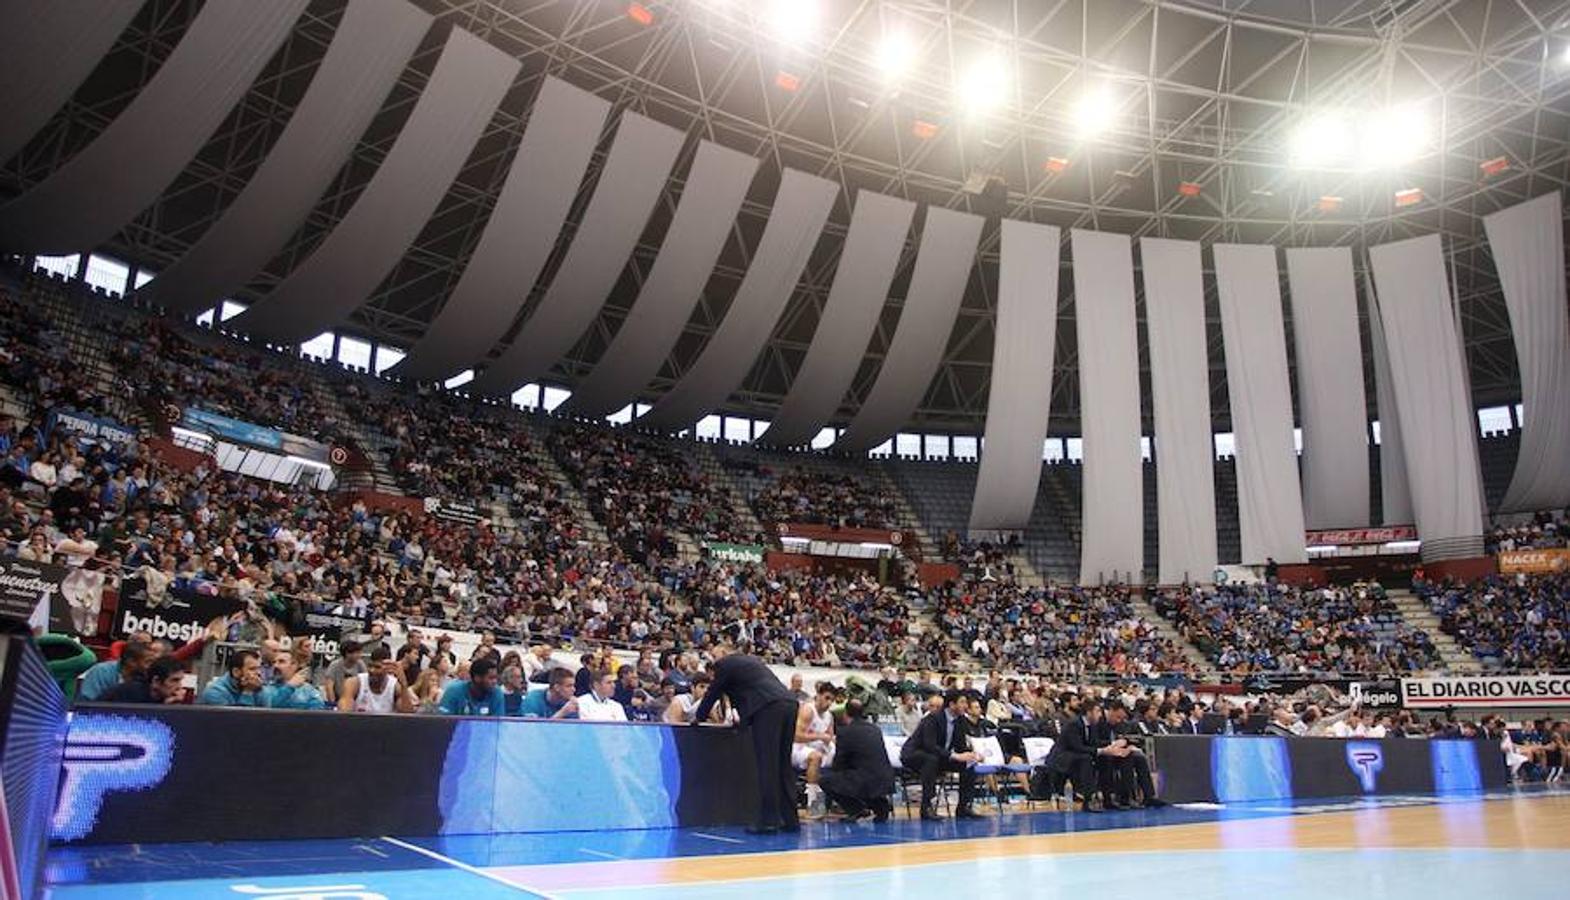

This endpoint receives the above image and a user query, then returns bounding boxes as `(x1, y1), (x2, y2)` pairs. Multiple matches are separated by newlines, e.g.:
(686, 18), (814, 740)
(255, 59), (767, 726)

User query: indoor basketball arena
(1, 0), (1568, 898)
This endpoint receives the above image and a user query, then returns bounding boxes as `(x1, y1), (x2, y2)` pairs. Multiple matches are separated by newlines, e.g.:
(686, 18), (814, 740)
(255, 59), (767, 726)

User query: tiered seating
(1152, 582), (1439, 675)
(1419, 573), (1569, 670)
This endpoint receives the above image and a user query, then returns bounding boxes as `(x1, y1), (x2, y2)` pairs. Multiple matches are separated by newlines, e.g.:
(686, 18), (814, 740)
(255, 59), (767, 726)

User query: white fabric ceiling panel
(1140, 237), (1217, 585)
(758, 190), (915, 448)
(0, 0), (308, 253)
(1368, 286), (1414, 526)
(138, 0), (430, 313)
(1213, 243), (1308, 564)
(1285, 246), (1370, 529)
(467, 112), (685, 396)
(834, 207), (983, 453)
(396, 76), (611, 381)
(0, 0), (143, 164)
(560, 140), (759, 419)
(638, 168), (837, 429)
(1072, 229), (1144, 584)
(1369, 234), (1485, 551)
(968, 219), (1059, 533)
(1483, 192), (1570, 512)
(235, 28), (518, 344)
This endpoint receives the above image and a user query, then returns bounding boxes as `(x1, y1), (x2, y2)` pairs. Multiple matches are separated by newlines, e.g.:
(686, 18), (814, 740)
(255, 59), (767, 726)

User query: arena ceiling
(5, 0), (1569, 436)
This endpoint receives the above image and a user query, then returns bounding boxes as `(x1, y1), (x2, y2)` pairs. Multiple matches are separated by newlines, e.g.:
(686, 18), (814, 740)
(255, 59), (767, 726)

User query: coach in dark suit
(818, 699), (896, 822)
(692, 643), (800, 834)
(900, 690), (980, 820)
(1050, 700), (1130, 812)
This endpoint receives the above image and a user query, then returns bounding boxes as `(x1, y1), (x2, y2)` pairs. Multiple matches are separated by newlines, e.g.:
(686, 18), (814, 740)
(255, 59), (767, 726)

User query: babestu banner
(701, 541), (767, 564)
(1399, 674), (1570, 709)
(111, 577), (246, 644)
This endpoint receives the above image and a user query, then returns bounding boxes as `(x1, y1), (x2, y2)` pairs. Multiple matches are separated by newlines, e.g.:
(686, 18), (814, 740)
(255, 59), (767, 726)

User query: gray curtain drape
(563, 140), (759, 419)
(397, 76), (611, 381)
(468, 112), (684, 397)
(968, 219), (1061, 533)
(235, 28), (519, 344)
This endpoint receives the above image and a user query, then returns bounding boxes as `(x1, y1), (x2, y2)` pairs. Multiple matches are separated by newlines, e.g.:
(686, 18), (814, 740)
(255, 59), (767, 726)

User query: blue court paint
(46, 867), (547, 899)
(550, 849), (1570, 900)
(1210, 736), (1292, 802)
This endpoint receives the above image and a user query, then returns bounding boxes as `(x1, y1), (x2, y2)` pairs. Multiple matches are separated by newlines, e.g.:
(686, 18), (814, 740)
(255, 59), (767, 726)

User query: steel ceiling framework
(4, 0), (1568, 438)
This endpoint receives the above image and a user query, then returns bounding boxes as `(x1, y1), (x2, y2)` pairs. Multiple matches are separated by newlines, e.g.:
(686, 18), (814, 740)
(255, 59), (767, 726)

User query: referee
(692, 642), (799, 834)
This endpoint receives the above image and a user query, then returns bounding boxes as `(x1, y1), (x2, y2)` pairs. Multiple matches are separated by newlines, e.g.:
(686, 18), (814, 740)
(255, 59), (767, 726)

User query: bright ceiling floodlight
(876, 30), (918, 81)
(1073, 85), (1116, 139)
(1357, 105), (1430, 169)
(1289, 110), (1353, 168)
(765, 0), (817, 45)
(957, 53), (1008, 116)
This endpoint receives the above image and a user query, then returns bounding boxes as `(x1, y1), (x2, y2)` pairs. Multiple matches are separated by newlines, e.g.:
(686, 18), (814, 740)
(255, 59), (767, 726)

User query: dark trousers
(819, 770), (892, 819)
(903, 750), (976, 812)
(748, 699), (800, 830)
(1060, 753), (1099, 802)
(1106, 750), (1156, 803)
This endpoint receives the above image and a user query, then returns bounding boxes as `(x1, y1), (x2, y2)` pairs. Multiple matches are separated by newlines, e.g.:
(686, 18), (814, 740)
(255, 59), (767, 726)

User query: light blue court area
(553, 849), (1570, 900)
(43, 789), (1570, 899)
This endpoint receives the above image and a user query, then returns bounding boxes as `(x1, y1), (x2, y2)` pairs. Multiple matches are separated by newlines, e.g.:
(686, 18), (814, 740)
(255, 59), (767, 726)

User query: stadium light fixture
(957, 53), (1008, 117)
(1357, 105), (1429, 168)
(765, 0), (817, 45)
(876, 30), (918, 81)
(1289, 110), (1353, 168)
(1073, 85), (1116, 139)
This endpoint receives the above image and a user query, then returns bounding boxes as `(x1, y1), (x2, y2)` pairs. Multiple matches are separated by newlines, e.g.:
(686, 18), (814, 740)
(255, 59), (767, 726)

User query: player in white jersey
(793, 683), (837, 817)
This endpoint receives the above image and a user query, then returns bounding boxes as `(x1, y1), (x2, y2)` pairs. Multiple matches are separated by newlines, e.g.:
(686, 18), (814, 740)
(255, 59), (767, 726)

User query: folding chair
(1023, 737), (1067, 805)
(886, 734), (956, 816)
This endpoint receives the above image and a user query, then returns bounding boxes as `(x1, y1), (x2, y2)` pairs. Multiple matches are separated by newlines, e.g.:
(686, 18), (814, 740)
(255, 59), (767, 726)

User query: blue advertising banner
(56, 705), (757, 843)
(1153, 734), (1507, 803)
(47, 408), (137, 446)
(181, 406), (283, 450)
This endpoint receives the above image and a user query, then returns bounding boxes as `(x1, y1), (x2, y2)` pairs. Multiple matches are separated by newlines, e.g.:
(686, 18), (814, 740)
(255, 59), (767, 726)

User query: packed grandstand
(5, 262), (1566, 707)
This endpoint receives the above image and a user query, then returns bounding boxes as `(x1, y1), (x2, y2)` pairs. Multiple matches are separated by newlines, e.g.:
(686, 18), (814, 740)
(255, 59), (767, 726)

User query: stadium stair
(1387, 588), (1480, 673)
(1128, 591), (1214, 671)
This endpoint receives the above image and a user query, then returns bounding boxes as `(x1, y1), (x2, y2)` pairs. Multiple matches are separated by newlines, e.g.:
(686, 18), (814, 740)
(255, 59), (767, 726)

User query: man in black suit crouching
(692, 642), (800, 834)
(900, 689), (980, 820)
(819, 699), (896, 822)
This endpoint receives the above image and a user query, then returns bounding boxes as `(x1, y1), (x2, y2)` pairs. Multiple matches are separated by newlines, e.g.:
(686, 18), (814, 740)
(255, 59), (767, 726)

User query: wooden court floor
(498, 792), (1570, 898)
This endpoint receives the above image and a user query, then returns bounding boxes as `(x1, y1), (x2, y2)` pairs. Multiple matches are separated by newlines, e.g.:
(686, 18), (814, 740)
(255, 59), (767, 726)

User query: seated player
(794, 683), (837, 817)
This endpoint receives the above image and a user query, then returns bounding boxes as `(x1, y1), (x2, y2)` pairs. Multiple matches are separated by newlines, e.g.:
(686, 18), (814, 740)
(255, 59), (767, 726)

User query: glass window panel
(608, 404), (634, 425)
(541, 386), (571, 412)
(723, 417), (751, 442)
(85, 255), (130, 297)
(695, 415), (722, 439)
(337, 336), (372, 371)
(195, 308), (216, 327)
(1043, 439), (1064, 463)
(895, 433), (921, 457)
(133, 269), (155, 289)
(1214, 432), (1235, 459)
(299, 331), (335, 360)
(1516, 403), (1524, 427)
(810, 427), (836, 450)
(34, 254), (80, 279)
(1477, 406), (1512, 435)
(924, 435), (949, 459)
(1293, 427), (1304, 454)
(513, 384), (540, 410)
(952, 436), (978, 460)
(373, 345), (405, 374)
(1065, 437), (1084, 462)
(868, 439), (893, 458)
(1141, 436), (1153, 461)
(220, 300), (248, 322)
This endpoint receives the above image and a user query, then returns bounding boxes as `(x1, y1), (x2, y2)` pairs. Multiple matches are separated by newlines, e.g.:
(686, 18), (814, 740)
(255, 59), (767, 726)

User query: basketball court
(44, 787), (1570, 899)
